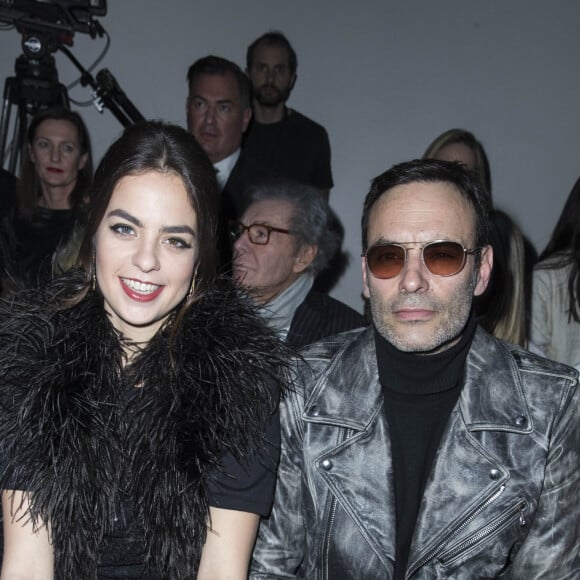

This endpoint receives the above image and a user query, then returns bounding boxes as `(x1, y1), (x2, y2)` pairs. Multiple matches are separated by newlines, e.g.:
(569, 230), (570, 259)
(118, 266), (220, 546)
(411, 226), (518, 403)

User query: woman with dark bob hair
(0, 121), (289, 579)
(531, 176), (580, 369)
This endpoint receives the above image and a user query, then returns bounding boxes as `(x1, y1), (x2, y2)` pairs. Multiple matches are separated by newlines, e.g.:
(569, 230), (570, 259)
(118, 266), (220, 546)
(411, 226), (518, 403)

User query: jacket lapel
(407, 329), (532, 573)
(303, 329), (397, 566)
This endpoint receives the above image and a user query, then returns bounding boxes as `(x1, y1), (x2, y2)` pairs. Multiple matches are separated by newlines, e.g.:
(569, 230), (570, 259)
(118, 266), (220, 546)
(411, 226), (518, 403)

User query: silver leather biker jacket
(250, 326), (580, 579)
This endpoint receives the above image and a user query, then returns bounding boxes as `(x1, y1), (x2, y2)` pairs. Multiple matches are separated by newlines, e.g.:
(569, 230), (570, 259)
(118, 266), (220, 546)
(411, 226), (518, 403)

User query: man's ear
(242, 107), (252, 133)
(293, 244), (317, 274)
(362, 255), (371, 299)
(186, 97), (192, 132)
(473, 245), (493, 296)
(290, 72), (297, 92)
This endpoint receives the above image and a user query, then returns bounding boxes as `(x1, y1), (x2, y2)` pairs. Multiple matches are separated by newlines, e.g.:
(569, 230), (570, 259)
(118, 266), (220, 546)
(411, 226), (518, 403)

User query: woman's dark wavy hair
(78, 121), (220, 325)
(19, 106), (93, 211)
(537, 176), (580, 321)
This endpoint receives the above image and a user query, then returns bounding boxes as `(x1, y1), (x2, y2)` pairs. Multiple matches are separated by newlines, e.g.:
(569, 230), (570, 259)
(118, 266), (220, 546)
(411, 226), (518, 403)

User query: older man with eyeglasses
(250, 160), (580, 579)
(230, 179), (363, 347)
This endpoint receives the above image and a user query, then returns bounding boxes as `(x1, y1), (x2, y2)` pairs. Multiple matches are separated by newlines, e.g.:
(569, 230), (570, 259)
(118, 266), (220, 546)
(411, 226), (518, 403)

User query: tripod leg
(8, 109), (23, 175)
(0, 79), (15, 170)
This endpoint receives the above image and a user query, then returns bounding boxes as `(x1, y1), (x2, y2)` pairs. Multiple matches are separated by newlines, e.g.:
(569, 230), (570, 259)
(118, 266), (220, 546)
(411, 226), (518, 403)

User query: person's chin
(232, 266), (249, 284)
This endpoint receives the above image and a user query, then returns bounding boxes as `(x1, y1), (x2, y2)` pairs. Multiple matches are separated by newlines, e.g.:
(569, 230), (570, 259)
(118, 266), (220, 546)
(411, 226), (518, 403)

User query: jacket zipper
(438, 499), (528, 563)
(320, 427), (351, 580)
(407, 484), (506, 577)
(321, 495), (338, 580)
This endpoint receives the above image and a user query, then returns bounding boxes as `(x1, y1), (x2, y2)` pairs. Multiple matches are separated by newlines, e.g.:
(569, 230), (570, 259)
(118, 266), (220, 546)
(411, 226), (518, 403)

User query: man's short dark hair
(246, 31), (298, 75)
(187, 55), (251, 109)
(246, 179), (338, 275)
(361, 159), (491, 252)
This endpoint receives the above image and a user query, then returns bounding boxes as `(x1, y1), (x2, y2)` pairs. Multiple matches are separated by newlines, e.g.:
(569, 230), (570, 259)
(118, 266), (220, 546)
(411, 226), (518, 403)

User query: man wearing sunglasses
(231, 179), (363, 346)
(251, 160), (579, 579)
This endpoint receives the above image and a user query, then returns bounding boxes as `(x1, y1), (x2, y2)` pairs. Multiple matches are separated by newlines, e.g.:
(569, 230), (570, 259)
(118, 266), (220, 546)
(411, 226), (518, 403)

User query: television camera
(0, 0), (144, 172)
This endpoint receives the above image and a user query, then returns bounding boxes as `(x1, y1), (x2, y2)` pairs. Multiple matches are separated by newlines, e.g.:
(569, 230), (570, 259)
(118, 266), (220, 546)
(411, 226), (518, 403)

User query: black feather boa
(0, 272), (291, 578)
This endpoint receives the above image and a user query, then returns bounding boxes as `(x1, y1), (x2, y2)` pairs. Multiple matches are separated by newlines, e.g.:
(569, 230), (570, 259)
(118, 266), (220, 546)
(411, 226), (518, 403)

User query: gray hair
(246, 179), (340, 275)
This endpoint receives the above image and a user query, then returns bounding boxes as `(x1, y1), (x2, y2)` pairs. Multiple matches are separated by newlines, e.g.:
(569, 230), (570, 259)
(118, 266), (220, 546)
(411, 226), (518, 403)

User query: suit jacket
(286, 290), (365, 348)
(221, 150), (270, 222)
(250, 326), (580, 579)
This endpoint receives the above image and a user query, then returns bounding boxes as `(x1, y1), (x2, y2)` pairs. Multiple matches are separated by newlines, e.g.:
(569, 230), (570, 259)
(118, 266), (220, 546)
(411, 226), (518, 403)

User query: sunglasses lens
(366, 242), (468, 278)
(423, 242), (465, 276)
(366, 244), (406, 279)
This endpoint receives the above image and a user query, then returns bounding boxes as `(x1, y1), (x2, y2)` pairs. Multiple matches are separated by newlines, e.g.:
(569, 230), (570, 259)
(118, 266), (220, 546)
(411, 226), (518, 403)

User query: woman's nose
(132, 239), (161, 272)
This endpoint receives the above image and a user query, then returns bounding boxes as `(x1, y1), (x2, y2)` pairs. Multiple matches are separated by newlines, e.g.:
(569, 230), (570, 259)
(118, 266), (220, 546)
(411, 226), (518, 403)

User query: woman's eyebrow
(107, 209), (141, 227)
(161, 225), (196, 237)
(106, 209), (195, 237)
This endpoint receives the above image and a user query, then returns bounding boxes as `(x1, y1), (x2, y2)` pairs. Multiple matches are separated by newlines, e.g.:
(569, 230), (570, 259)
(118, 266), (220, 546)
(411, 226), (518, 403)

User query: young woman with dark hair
(0, 121), (289, 579)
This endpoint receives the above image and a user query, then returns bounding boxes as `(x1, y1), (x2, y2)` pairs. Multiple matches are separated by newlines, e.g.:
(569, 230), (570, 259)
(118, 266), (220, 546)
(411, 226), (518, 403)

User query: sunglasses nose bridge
(398, 250), (430, 293)
(400, 246), (429, 275)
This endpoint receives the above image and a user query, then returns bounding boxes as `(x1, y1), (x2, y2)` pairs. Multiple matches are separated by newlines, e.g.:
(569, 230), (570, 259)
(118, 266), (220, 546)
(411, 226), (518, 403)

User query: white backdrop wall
(1, 1), (578, 313)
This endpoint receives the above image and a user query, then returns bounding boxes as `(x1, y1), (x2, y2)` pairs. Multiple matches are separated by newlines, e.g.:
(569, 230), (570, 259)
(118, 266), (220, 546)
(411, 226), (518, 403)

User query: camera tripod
(0, 29), (144, 175)
(0, 51), (69, 174)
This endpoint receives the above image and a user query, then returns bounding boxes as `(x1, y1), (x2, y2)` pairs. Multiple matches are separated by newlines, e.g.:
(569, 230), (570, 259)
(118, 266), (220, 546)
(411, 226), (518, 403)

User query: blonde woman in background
(423, 128), (491, 199)
(475, 208), (532, 346)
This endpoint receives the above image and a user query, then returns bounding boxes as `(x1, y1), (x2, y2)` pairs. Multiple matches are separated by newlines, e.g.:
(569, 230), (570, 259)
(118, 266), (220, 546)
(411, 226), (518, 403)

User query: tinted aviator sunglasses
(363, 240), (482, 279)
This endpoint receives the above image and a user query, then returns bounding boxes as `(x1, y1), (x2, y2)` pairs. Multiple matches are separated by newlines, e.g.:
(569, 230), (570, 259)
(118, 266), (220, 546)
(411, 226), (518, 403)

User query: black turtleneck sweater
(375, 313), (477, 579)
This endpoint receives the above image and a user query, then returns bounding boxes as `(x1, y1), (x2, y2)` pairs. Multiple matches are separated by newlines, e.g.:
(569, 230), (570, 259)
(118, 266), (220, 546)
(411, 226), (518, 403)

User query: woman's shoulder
(168, 278), (294, 396)
(535, 251), (573, 269)
(0, 270), (93, 356)
(534, 253), (574, 281)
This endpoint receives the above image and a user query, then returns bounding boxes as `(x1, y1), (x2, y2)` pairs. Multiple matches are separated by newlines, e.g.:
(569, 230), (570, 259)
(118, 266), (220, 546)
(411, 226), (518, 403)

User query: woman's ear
(78, 152), (89, 171)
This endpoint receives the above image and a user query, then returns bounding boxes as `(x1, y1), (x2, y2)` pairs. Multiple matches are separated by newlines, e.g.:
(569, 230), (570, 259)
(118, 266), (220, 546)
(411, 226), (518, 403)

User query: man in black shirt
(251, 160), (580, 579)
(244, 32), (333, 199)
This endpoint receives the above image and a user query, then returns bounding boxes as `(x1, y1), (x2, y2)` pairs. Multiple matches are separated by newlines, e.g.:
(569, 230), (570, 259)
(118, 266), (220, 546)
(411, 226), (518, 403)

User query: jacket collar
(303, 326), (532, 434)
(303, 325), (534, 573)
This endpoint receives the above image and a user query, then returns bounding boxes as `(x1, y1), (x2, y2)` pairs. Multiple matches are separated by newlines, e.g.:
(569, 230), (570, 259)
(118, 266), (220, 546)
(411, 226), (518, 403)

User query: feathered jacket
(0, 272), (291, 579)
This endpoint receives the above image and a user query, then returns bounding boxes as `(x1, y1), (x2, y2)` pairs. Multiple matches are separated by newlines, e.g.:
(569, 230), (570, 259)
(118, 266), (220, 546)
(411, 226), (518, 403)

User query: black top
(94, 386), (280, 579)
(242, 108), (333, 190)
(4, 384), (279, 580)
(375, 313), (476, 578)
(221, 151), (272, 222)
(0, 169), (17, 221)
(0, 206), (76, 293)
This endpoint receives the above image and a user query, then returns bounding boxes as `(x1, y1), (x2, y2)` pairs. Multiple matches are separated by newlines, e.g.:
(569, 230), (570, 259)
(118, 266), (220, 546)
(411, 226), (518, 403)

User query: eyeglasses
(229, 221), (294, 245)
(363, 240), (481, 279)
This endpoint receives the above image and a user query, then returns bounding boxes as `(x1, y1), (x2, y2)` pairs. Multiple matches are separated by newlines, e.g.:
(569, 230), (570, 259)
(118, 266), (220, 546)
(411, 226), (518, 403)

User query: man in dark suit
(231, 179), (364, 346)
(186, 55), (267, 221)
